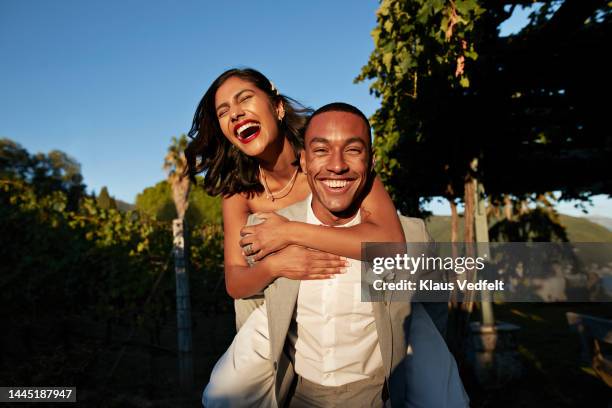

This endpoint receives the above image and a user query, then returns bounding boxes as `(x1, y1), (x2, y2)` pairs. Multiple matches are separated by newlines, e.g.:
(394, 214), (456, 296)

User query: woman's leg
(203, 302), (276, 407)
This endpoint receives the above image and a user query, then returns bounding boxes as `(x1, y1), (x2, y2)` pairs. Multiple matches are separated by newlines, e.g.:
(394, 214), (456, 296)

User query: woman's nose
(230, 107), (244, 121)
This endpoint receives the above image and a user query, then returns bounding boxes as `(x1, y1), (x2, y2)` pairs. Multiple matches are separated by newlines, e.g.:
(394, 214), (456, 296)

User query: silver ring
(245, 243), (253, 255)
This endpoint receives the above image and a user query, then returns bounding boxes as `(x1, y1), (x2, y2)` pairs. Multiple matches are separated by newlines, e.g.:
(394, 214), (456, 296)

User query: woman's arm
(222, 194), (276, 299)
(222, 194), (347, 299)
(240, 176), (405, 261)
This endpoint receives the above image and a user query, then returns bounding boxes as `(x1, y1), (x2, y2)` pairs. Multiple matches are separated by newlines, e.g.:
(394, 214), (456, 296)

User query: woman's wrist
(283, 222), (299, 246)
(260, 255), (279, 279)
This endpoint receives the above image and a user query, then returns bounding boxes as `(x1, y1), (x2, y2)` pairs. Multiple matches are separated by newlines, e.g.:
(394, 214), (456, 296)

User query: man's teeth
(237, 122), (260, 137)
(323, 180), (348, 188)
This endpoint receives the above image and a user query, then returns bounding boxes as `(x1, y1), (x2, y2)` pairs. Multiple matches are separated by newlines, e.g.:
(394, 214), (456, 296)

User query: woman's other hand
(260, 245), (348, 280)
(239, 212), (293, 260)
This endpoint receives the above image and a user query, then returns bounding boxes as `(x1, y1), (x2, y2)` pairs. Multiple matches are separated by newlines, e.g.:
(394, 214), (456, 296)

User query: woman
(185, 68), (405, 303)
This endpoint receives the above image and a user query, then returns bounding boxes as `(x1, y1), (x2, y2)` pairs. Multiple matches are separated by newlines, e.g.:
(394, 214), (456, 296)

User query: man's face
(300, 111), (372, 225)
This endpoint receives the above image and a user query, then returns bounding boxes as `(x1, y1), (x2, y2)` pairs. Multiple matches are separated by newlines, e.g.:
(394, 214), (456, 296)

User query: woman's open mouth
(235, 121), (261, 144)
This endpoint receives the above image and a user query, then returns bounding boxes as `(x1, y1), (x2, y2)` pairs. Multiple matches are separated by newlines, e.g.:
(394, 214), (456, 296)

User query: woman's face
(214, 76), (284, 158)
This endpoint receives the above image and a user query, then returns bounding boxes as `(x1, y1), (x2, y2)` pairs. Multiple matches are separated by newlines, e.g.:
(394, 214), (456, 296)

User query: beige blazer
(235, 198), (468, 407)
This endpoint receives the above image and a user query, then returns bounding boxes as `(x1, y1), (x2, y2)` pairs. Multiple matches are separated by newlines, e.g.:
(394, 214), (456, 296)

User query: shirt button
(325, 348), (332, 355)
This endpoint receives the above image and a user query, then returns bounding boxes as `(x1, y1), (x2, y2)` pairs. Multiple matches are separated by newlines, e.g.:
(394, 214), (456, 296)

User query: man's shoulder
(398, 214), (432, 242)
(275, 198), (309, 221)
(245, 197), (309, 226)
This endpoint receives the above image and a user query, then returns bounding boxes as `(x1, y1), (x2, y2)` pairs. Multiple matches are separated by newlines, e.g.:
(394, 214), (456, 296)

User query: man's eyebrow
(344, 137), (367, 146)
(309, 137), (330, 145)
(308, 136), (368, 146)
(215, 89), (254, 111)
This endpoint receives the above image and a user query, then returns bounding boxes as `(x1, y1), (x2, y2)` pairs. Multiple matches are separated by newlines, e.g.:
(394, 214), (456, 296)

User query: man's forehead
(305, 111), (369, 143)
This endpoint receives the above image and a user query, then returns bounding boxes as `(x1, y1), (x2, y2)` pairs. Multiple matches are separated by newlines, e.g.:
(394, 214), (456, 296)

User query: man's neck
(310, 198), (360, 226)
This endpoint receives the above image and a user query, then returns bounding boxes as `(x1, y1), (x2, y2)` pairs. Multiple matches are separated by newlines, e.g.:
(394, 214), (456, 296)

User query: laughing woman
(184, 68), (405, 406)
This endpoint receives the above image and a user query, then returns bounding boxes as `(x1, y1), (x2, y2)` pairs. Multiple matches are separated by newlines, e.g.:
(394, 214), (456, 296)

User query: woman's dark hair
(184, 68), (311, 197)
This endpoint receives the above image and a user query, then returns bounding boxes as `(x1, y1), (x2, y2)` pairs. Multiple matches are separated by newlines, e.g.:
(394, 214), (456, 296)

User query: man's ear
(299, 149), (307, 174)
(276, 101), (285, 121)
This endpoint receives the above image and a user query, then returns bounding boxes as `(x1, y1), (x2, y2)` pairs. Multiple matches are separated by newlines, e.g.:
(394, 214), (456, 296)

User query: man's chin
(320, 198), (356, 215)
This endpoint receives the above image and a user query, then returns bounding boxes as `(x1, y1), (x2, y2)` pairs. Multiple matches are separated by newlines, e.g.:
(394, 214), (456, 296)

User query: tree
(1, 138), (86, 210)
(163, 134), (193, 389)
(135, 180), (222, 226)
(164, 135), (190, 221)
(357, 0), (612, 371)
(356, 0), (612, 215)
(97, 186), (117, 210)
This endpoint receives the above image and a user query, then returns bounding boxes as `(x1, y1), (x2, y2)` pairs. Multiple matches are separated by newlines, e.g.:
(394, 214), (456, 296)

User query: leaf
(383, 52), (394, 71)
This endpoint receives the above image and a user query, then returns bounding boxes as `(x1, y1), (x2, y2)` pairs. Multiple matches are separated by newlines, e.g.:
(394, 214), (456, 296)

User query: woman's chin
(237, 138), (268, 157)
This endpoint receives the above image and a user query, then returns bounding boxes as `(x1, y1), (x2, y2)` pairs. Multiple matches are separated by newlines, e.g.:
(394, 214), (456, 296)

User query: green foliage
(355, 0), (485, 214)
(0, 138), (227, 387)
(357, 0), (612, 215)
(0, 139), (225, 334)
(1, 138), (86, 210)
(135, 179), (222, 226)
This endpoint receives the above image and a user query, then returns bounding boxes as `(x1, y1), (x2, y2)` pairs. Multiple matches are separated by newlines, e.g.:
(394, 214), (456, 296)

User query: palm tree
(164, 134), (193, 389)
(164, 135), (191, 220)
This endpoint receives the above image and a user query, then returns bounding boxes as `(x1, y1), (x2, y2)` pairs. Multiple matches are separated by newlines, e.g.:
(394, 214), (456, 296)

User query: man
(206, 103), (468, 407)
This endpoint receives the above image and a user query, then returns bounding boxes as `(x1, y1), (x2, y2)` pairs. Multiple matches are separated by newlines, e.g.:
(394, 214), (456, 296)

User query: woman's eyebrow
(215, 89), (254, 111)
(235, 89), (253, 99)
(215, 102), (229, 112)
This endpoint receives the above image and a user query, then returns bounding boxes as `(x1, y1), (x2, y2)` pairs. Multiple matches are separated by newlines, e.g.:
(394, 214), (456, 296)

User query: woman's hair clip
(270, 81), (280, 96)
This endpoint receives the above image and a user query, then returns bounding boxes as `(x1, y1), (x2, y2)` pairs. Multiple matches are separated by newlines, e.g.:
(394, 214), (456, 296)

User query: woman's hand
(263, 245), (349, 280)
(239, 212), (293, 260)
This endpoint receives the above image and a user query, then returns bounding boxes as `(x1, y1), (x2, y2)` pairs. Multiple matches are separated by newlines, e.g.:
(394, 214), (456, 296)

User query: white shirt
(290, 196), (383, 386)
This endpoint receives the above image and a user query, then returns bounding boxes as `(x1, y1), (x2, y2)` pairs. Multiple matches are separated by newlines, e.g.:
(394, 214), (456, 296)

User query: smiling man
(204, 102), (468, 408)
(259, 103), (467, 407)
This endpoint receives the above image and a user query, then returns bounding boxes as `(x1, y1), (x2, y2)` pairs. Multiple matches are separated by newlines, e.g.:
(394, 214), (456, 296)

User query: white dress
(203, 301), (276, 407)
(202, 300), (469, 408)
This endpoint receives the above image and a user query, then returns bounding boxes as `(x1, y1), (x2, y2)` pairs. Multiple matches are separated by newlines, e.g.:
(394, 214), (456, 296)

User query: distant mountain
(424, 214), (612, 243)
(115, 199), (135, 212)
(586, 215), (612, 232)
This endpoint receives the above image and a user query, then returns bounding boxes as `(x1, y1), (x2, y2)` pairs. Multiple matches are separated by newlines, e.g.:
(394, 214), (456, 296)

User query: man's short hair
(305, 102), (372, 148)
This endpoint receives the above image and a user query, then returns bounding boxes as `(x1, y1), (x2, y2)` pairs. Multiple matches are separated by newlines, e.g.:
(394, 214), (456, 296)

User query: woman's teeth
(323, 180), (348, 188)
(237, 123), (260, 138)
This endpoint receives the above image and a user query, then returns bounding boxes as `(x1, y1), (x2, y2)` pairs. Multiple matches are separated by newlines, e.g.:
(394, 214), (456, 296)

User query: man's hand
(240, 212), (293, 261)
(263, 245), (348, 280)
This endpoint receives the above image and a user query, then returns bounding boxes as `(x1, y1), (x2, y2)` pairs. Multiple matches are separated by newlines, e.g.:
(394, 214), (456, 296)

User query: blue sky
(1, 1), (610, 217)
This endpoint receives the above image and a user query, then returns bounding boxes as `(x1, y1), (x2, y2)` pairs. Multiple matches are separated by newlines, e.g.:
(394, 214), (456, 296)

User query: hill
(424, 214), (612, 243)
(116, 199), (135, 212)
(586, 215), (612, 232)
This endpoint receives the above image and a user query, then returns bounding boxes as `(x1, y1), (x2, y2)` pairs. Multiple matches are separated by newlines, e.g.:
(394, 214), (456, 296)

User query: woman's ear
(299, 149), (307, 174)
(276, 101), (285, 121)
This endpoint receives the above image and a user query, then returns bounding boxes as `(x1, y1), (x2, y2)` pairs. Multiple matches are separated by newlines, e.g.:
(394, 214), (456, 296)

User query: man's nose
(327, 150), (349, 173)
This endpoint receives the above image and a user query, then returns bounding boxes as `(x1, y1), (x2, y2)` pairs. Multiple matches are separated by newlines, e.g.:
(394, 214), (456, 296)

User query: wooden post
(474, 179), (495, 326)
(173, 218), (193, 390)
